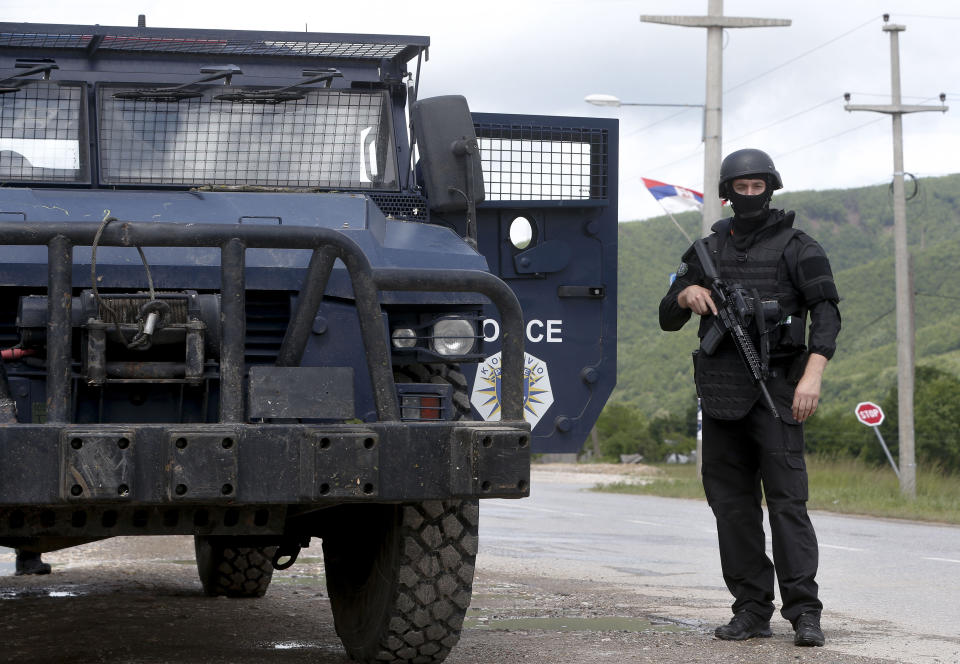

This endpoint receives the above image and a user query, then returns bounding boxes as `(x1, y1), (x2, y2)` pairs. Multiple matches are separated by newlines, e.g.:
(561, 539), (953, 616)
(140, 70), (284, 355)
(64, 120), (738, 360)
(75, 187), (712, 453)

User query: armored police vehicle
(0, 21), (617, 663)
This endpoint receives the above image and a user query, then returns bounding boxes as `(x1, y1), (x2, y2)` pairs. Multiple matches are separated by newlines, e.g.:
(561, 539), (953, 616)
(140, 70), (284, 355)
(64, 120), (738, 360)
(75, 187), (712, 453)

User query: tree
(879, 365), (960, 472)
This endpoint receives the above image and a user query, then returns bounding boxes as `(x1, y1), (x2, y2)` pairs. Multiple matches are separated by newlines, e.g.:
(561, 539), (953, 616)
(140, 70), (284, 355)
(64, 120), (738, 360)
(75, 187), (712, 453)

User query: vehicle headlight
(391, 327), (417, 349)
(430, 318), (475, 356)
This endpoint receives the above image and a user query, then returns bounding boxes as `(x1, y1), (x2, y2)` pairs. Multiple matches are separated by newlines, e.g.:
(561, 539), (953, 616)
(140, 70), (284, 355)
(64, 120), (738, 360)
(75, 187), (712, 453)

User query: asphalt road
(1, 471), (958, 663)
(480, 474), (960, 663)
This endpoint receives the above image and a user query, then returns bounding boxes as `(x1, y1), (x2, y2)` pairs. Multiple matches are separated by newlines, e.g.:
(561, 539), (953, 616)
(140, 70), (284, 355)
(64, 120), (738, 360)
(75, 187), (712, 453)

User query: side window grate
(473, 123), (608, 202)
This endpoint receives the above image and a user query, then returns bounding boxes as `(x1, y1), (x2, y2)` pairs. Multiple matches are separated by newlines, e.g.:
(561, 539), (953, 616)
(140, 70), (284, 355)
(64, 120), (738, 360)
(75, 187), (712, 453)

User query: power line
(915, 291), (960, 302)
(895, 14), (960, 20)
(624, 107), (697, 138)
(726, 96), (838, 144)
(846, 92), (934, 100)
(773, 116), (885, 159)
(845, 307), (895, 341)
(773, 94), (943, 162)
(644, 146), (704, 176)
(645, 101), (879, 174)
(725, 16), (880, 95)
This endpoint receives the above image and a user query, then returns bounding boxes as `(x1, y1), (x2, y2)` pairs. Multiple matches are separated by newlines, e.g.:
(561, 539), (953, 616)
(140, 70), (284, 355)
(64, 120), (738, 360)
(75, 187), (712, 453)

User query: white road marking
(820, 543), (865, 551)
(627, 519), (664, 527)
(505, 504), (588, 517)
(923, 557), (960, 564)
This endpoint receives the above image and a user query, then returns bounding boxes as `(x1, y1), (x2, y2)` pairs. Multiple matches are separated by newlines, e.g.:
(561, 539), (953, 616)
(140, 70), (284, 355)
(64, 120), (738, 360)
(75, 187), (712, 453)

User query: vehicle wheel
(324, 363), (478, 663)
(194, 535), (276, 598)
(322, 499), (479, 664)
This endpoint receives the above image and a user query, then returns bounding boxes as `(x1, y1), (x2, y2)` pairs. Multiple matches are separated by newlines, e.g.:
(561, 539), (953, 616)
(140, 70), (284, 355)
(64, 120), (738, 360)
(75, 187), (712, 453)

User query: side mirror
(412, 95), (485, 213)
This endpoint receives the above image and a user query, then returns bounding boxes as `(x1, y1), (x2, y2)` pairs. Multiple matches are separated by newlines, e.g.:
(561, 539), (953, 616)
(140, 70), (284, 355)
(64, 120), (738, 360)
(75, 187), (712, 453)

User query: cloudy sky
(5, 0), (958, 221)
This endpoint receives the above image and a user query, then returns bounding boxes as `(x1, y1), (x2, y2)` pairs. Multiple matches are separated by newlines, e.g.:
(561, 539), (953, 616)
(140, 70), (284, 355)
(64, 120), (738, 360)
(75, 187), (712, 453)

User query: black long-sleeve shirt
(659, 221), (841, 360)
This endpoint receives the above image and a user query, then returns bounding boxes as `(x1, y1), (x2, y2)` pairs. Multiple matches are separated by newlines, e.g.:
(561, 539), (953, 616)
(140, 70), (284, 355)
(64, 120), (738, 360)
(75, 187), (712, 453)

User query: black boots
(714, 611), (772, 640)
(14, 550), (51, 576)
(716, 610), (825, 646)
(794, 612), (825, 647)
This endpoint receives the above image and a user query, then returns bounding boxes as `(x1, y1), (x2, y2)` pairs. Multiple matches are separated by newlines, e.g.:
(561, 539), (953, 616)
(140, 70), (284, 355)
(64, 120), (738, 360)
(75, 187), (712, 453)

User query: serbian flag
(642, 178), (704, 213)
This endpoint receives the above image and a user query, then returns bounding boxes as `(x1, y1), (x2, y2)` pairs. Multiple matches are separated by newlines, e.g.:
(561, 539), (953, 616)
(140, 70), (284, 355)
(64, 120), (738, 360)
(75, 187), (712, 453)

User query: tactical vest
(695, 217), (804, 420)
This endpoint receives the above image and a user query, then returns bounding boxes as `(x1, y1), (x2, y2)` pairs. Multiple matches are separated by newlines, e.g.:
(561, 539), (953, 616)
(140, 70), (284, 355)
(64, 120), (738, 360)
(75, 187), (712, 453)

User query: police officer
(659, 149), (840, 647)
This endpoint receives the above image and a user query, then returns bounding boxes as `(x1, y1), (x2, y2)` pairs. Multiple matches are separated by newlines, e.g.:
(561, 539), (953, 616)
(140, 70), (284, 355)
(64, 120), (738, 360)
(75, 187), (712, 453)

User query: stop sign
(855, 401), (885, 427)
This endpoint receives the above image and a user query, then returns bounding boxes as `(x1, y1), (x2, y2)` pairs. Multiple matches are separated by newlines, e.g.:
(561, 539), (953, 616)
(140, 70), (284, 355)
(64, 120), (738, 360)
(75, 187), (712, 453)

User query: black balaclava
(727, 176), (774, 247)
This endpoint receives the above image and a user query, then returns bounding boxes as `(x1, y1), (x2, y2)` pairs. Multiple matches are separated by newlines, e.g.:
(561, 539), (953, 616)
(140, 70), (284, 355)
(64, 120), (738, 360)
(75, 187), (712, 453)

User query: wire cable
(773, 116), (885, 160)
(726, 96), (838, 144)
(624, 107), (697, 138)
(895, 14), (960, 21)
(643, 146), (704, 176)
(916, 291), (960, 301)
(725, 16), (881, 95)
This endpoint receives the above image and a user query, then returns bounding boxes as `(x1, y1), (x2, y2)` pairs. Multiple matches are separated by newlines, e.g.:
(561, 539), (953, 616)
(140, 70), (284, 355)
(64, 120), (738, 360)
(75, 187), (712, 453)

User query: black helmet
(718, 149), (783, 198)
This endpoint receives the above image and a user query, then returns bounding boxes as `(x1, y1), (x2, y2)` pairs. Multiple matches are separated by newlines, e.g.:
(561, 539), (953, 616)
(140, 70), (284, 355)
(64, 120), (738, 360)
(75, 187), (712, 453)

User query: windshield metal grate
(0, 82), (87, 183)
(98, 87), (398, 189)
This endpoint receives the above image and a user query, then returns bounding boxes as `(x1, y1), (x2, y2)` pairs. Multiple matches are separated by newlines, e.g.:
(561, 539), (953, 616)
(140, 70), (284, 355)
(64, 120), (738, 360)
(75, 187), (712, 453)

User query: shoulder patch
(676, 261), (689, 277)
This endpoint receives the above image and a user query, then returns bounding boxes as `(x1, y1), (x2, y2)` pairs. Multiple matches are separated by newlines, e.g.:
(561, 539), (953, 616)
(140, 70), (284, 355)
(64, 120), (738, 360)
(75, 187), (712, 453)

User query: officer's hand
(792, 353), (828, 422)
(677, 285), (717, 316)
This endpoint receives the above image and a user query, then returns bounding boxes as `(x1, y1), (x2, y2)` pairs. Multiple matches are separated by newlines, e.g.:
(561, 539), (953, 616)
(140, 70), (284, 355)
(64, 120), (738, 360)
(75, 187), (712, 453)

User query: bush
(594, 402), (663, 462)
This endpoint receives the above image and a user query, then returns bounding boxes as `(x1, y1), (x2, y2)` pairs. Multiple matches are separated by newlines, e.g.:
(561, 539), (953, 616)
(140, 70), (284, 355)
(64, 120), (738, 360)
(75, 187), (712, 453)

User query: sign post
(855, 401), (900, 479)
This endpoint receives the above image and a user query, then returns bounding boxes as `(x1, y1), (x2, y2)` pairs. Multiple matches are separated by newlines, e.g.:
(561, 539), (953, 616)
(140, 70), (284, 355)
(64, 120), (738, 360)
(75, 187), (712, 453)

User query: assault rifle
(693, 238), (781, 421)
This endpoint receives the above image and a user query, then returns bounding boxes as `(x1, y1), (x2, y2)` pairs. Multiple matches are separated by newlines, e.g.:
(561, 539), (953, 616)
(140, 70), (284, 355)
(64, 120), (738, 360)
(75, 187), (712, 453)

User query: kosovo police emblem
(470, 351), (554, 429)
(676, 261), (689, 277)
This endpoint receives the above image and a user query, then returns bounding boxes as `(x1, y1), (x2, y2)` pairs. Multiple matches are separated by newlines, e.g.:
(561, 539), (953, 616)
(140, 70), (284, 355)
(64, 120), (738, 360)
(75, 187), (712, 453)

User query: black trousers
(701, 395), (822, 623)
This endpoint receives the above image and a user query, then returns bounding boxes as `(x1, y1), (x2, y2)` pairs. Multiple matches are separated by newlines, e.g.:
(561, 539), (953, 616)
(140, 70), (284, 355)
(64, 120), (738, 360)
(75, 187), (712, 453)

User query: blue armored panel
(463, 113), (619, 455)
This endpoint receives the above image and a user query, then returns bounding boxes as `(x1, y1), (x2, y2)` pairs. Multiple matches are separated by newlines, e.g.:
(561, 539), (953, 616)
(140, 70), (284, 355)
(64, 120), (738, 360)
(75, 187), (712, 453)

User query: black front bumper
(0, 420), (529, 504)
(0, 420), (529, 538)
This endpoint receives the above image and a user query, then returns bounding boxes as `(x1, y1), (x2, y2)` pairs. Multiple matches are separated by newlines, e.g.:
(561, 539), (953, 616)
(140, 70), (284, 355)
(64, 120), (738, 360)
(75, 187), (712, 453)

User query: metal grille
(368, 192), (429, 221)
(98, 87), (398, 189)
(474, 124), (608, 202)
(245, 291), (291, 366)
(0, 31), (415, 60)
(0, 82), (86, 183)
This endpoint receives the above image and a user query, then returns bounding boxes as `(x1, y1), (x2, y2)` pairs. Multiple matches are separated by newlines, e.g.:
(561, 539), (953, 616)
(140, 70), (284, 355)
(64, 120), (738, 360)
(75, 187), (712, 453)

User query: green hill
(615, 173), (960, 419)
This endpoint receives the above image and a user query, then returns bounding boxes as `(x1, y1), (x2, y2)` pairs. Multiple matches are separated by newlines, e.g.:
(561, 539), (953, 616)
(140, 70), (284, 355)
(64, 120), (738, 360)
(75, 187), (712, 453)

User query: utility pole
(641, 0), (789, 238)
(843, 15), (948, 500)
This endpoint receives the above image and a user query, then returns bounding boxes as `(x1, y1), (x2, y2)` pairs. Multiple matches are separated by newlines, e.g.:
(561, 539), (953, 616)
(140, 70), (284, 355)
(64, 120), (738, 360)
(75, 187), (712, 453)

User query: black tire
(323, 499), (479, 664)
(194, 535), (276, 598)
(323, 363), (478, 663)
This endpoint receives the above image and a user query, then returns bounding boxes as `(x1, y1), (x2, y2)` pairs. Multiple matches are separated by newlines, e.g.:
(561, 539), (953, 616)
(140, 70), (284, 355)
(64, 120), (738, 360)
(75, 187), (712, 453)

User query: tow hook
(271, 537), (309, 570)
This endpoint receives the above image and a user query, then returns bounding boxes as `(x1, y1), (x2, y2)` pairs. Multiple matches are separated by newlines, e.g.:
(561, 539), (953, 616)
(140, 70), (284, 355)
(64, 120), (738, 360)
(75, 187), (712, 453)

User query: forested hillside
(615, 173), (960, 421)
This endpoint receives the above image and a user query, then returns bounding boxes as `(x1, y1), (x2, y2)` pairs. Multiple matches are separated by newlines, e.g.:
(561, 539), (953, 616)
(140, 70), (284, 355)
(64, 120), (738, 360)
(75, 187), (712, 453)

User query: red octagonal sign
(855, 401), (885, 427)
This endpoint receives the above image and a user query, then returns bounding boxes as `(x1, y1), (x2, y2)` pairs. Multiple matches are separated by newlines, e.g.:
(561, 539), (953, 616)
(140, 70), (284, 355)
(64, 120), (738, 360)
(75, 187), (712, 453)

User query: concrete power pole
(843, 15), (948, 499)
(641, 0), (790, 238)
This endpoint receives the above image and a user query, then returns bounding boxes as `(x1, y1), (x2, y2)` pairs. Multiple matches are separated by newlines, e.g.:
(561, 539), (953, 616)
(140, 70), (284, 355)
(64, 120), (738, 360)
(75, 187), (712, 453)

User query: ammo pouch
(692, 347), (760, 420)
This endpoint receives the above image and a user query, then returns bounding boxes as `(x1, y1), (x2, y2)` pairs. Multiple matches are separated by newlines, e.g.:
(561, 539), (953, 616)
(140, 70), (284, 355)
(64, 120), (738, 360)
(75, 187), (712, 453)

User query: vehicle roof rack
(0, 23), (428, 63)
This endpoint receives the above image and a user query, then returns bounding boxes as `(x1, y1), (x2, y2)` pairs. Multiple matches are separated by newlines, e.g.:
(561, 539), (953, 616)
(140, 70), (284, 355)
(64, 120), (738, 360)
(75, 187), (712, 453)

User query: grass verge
(592, 457), (960, 525)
